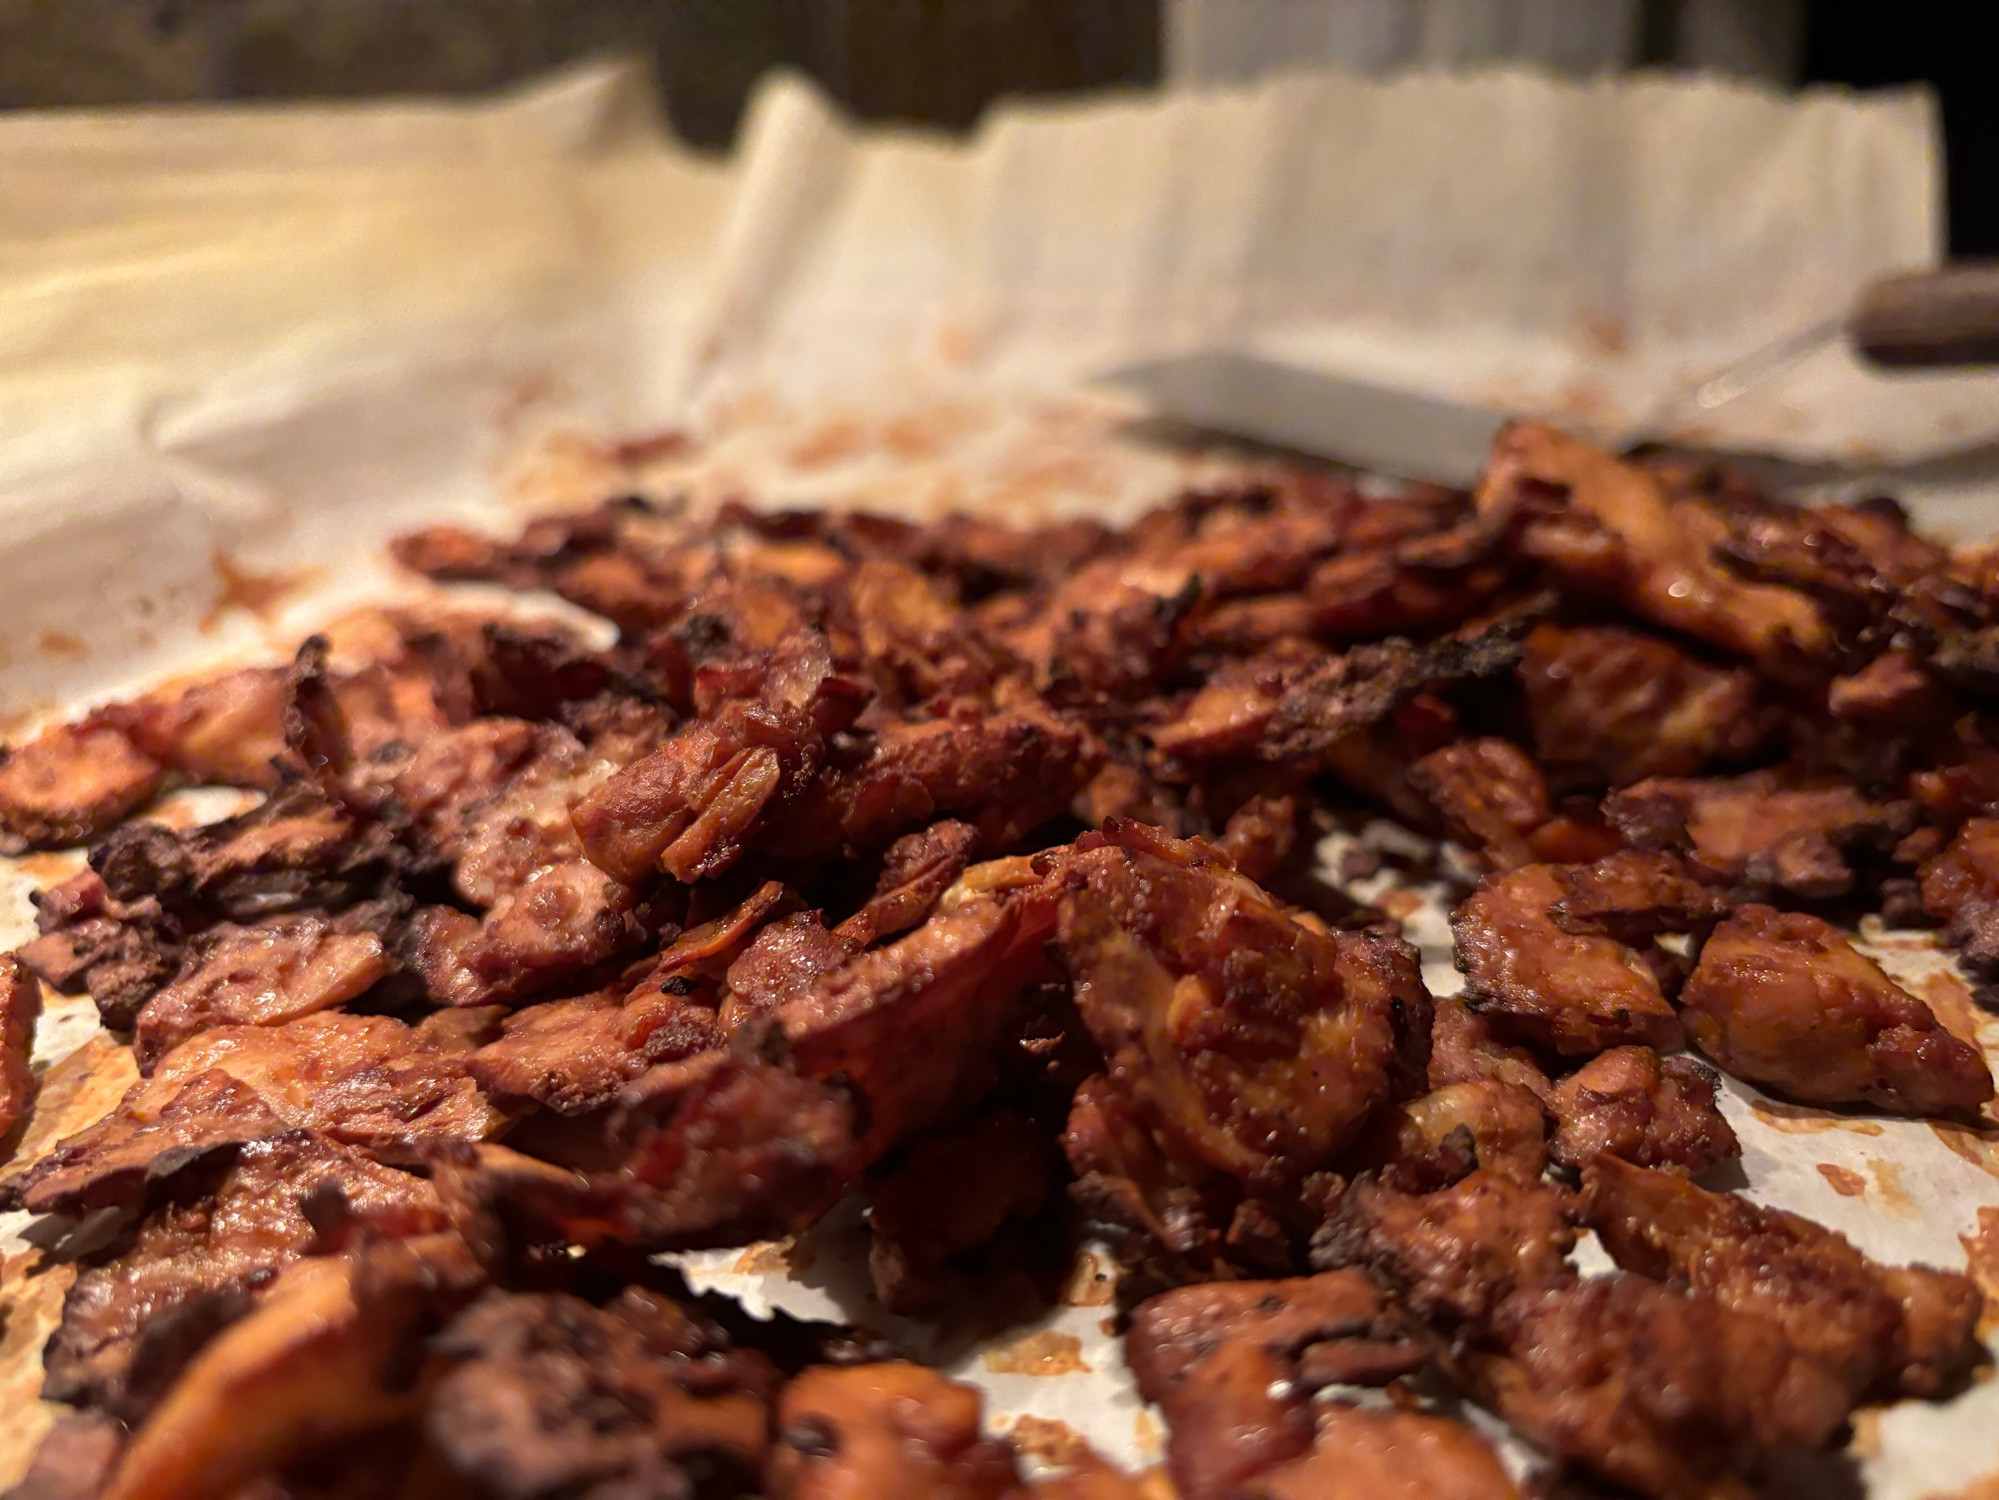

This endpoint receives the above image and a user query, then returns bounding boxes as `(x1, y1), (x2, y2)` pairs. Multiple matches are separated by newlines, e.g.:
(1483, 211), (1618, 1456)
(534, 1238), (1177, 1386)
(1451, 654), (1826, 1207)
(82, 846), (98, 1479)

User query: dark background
(1, 2), (1991, 253)
(1798, 6), (1998, 257)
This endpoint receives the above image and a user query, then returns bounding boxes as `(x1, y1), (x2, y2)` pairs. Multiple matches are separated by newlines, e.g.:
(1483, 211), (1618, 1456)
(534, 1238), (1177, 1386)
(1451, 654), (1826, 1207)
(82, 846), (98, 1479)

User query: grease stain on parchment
(1817, 1162), (1868, 1197)
(983, 1329), (1090, 1377)
(1751, 1098), (1884, 1137)
(1131, 1410), (1163, 1461)
(1930, 1122), (1999, 1181)
(1921, 1471), (1999, 1500)
(1959, 1205), (1999, 1338)
(1865, 1159), (1919, 1219)
(999, 1414), (1097, 1470)
(201, 551), (320, 634)
(0, 1251), (74, 1489)
(1919, 971), (1997, 1054)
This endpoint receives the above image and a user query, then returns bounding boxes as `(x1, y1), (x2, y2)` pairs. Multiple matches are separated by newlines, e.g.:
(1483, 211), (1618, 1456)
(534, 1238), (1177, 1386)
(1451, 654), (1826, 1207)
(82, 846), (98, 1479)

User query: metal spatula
(1104, 263), (1999, 489)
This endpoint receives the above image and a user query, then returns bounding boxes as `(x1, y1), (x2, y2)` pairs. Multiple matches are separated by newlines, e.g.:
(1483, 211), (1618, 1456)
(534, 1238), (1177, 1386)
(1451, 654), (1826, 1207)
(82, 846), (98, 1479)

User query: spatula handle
(1849, 263), (1999, 368)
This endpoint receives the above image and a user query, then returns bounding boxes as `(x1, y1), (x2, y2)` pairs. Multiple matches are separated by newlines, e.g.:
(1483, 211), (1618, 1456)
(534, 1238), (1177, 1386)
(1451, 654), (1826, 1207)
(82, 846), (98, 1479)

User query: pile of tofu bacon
(1, 421), (1996, 1500)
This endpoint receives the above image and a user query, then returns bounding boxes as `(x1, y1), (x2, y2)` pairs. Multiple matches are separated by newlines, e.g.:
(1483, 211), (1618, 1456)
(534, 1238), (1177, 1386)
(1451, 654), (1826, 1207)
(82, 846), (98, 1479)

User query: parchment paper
(0, 57), (1995, 1496)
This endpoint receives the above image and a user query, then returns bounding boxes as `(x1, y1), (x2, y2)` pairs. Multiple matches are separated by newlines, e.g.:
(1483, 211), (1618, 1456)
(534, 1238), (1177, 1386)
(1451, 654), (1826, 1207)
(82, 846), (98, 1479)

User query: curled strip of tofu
(101, 1234), (479, 1500)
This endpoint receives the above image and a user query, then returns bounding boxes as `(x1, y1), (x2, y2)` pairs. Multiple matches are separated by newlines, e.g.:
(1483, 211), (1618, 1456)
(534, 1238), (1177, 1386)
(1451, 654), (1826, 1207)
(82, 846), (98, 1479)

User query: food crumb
(1000, 1414), (1097, 1469)
(1060, 1250), (1116, 1307)
(731, 1236), (815, 1276)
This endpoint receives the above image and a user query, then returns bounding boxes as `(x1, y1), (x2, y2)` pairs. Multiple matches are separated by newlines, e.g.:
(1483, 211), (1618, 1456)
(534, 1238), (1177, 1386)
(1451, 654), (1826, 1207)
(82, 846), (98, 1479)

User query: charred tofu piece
(0, 722), (161, 851)
(376, 719), (665, 1007)
(1258, 628), (1525, 770)
(831, 558), (1017, 705)
(430, 859), (645, 1009)
(995, 517), (1236, 705)
(3, 1069), (284, 1217)
(769, 1362), (1020, 1500)
(1912, 753), (1999, 830)
(4, 1411), (125, 1500)
(6, 1012), (498, 1215)
(22, 783), (401, 1032)
(1147, 641), (1328, 763)
(1426, 997), (1551, 1101)
(1124, 1270), (1427, 1500)
(94, 1233), (484, 1500)
(1706, 489), (1951, 634)
(575, 630), (868, 884)
(1581, 1155), (1983, 1400)
(106, 665), (292, 790)
(1471, 1273), (1849, 1500)
(385, 718), (588, 898)
(142, 1012), (500, 1151)
(131, 915), (393, 1070)
(758, 695), (1095, 864)
(834, 819), (982, 948)
(1679, 905), (1993, 1119)
(277, 634), (461, 806)
(391, 497), (704, 632)
(1408, 738), (1552, 868)
(1061, 1069), (1237, 1282)
(427, 1288), (775, 1500)
(593, 863), (1064, 1251)
(867, 1108), (1053, 1314)
(998, 566), (1196, 707)
(1921, 816), (1999, 977)
(1541, 848), (1722, 946)
(555, 1048), (860, 1253)
(1546, 1047), (1739, 1174)
(1475, 421), (1830, 667)
(1606, 770), (1912, 901)
(774, 863), (1064, 1163)
(1451, 862), (1683, 1056)
(1518, 622), (1765, 786)
(1312, 1171), (1576, 1328)
(1059, 821), (1416, 1193)
(467, 987), (722, 1117)
(651, 880), (793, 986)
(24, 912), (182, 1035)
(1301, 523), (1515, 643)
(718, 913), (860, 1030)
(1211, 793), (1303, 886)
(88, 779), (393, 926)
(903, 510), (1118, 596)
(1319, 1154), (1854, 1499)
(45, 1130), (448, 1420)
(1345, 1080), (1549, 1192)
(0, 953), (42, 1142)
(1237, 1404), (1521, 1500)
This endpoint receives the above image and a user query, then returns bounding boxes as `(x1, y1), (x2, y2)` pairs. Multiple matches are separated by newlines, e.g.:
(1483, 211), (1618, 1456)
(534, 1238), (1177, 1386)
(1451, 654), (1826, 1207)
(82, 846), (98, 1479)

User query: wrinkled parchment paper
(1, 58), (1996, 1495)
